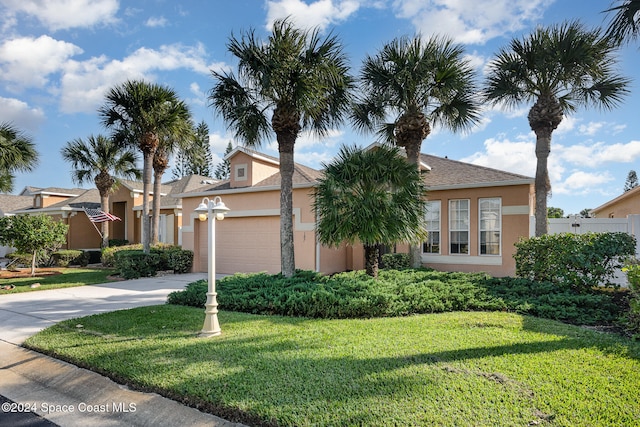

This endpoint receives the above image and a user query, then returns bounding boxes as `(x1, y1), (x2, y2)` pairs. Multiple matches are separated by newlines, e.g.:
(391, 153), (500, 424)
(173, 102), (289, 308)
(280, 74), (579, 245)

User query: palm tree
(0, 122), (39, 193)
(351, 35), (481, 267)
(483, 21), (630, 236)
(99, 80), (191, 252)
(313, 145), (427, 278)
(209, 19), (354, 277)
(61, 134), (141, 248)
(604, 0), (640, 46)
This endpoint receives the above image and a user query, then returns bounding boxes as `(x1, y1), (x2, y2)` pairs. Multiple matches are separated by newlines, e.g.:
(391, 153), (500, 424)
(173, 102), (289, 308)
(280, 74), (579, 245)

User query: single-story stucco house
(591, 185), (640, 218)
(178, 144), (535, 277)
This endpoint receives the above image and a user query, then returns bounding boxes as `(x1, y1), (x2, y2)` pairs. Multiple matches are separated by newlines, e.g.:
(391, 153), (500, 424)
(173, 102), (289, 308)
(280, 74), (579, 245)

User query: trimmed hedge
(514, 232), (636, 291)
(167, 269), (627, 326)
(51, 250), (89, 267)
(114, 251), (160, 279)
(106, 244), (193, 278)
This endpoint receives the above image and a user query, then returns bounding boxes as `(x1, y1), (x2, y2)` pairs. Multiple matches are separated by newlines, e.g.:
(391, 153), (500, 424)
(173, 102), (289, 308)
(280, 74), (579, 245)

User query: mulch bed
(0, 269), (63, 279)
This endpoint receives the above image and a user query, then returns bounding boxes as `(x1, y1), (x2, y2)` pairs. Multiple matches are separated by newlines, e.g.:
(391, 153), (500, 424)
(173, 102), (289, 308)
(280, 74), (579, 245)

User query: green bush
(167, 280), (207, 307)
(167, 269), (626, 326)
(102, 244), (142, 267)
(381, 253), (410, 270)
(51, 250), (90, 267)
(108, 239), (129, 247)
(167, 249), (193, 273)
(114, 250), (160, 279)
(514, 232), (636, 291)
(623, 260), (640, 338)
(7, 251), (49, 268)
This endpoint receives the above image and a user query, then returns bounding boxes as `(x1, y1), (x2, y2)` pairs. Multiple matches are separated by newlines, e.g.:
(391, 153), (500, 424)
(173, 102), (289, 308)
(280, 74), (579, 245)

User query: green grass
(25, 305), (640, 427)
(0, 267), (117, 293)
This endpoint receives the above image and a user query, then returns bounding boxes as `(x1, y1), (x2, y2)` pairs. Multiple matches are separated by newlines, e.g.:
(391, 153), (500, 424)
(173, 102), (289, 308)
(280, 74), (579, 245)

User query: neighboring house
(591, 185), (640, 218)
(5, 175), (214, 251)
(179, 145), (535, 277)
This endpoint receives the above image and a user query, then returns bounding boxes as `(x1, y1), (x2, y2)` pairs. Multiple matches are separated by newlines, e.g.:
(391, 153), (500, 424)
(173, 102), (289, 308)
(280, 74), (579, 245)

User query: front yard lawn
(26, 305), (640, 427)
(0, 267), (117, 293)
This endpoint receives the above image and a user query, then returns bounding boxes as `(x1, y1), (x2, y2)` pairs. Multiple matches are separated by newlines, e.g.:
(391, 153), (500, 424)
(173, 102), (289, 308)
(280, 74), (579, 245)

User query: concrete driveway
(0, 273), (245, 427)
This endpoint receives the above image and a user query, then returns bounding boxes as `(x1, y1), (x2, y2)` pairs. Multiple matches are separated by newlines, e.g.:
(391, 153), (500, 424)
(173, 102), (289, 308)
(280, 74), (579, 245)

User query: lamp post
(195, 196), (229, 337)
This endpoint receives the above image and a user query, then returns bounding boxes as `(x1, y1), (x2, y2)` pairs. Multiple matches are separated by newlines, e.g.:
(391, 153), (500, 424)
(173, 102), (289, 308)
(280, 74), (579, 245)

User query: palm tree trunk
(100, 194), (109, 248)
(141, 150), (153, 253)
(534, 134), (551, 236)
(279, 137), (296, 278)
(364, 244), (379, 278)
(404, 142), (423, 269)
(151, 168), (162, 245)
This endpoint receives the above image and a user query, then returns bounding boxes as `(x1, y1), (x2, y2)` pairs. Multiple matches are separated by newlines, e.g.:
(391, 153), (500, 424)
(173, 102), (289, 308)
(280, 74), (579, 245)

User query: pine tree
(624, 170), (638, 192)
(170, 120), (213, 178)
(214, 142), (233, 180)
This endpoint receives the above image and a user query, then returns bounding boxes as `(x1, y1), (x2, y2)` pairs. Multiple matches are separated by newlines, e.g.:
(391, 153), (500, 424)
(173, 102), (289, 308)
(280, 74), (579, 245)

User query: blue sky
(1, 0), (638, 216)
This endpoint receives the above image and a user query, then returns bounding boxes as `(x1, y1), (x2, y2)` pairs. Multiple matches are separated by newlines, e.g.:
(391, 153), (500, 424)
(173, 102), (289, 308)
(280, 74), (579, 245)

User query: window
(449, 199), (469, 254)
(423, 200), (441, 254)
(234, 164), (247, 181)
(479, 198), (501, 255)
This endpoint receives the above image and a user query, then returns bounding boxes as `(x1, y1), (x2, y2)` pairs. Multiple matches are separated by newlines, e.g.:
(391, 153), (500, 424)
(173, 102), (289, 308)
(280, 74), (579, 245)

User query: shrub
(167, 279), (207, 307)
(623, 260), (640, 338)
(108, 239), (129, 247)
(514, 232), (636, 291)
(167, 269), (627, 327)
(167, 249), (193, 273)
(381, 253), (410, 270)
(102, 244), (142, 267)
(51, 250), (90, 267)
(114, 251), (160, 279)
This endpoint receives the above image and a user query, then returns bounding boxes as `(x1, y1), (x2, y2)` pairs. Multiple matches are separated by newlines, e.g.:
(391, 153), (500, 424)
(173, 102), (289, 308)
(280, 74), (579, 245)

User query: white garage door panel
(198, 217), (281, 274)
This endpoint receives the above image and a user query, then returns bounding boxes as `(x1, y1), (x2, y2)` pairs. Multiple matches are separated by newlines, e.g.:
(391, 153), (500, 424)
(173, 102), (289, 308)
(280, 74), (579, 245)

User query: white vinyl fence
(529, 214), (640, 286)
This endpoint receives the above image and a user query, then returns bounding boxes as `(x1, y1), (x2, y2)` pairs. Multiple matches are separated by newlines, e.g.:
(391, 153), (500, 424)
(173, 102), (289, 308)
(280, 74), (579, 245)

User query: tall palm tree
(0, 122), (39, 193)
(351, 35), (481, 267)
(604, 0), (640, 46)
(209, 19), (354, 277)
(99, 80), (191, 252)
(61, 134), (141, 248)
(313, 145), (427, 278)
(483, 21), (629, 236)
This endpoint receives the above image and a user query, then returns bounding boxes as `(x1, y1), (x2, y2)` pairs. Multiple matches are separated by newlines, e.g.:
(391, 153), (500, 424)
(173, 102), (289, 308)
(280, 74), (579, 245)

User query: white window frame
(449, 199), (470, 255)
(234, 164), (247, 181)
(479, 197), (501, 256)
(423, 200), (441, 254)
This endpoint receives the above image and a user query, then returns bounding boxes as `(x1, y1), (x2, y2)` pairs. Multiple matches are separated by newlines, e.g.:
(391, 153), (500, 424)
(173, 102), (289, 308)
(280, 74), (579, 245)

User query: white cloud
(266, 0), (360, 31)
(295, 150), (335, 168)
(461, 136), (537, 177)
(0, 35), (82, 89)
(145, 16), (168, 28)
(578, 121), (605, 136)
(0, 97), (46, 131)
(58, 43), (225, 113)
(392, 0), (554, 45)
(553, 171), (615, 195)
(208, 132), (236, 154)
(1, 0), (119, 31)
(556, 140), (640, 167)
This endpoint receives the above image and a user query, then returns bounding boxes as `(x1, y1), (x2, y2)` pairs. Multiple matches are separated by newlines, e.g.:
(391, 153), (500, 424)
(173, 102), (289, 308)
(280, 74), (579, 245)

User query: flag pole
(83, 207), (104, 239)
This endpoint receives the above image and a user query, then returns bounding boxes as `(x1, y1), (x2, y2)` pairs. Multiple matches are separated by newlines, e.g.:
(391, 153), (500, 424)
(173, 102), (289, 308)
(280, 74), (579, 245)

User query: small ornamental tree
(313, 145), (427, 277)
(0, 215), (68, 276)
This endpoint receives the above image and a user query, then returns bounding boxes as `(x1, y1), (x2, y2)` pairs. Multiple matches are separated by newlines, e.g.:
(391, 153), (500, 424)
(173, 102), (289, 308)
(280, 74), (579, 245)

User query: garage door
(198, 216), (281, 274)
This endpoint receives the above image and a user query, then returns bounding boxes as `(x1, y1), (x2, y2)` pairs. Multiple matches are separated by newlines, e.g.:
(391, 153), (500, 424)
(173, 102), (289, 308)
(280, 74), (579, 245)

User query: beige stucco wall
(182, 180), (533, 277)
(591, 187), (640, 218)
(229, 152), (280, 188)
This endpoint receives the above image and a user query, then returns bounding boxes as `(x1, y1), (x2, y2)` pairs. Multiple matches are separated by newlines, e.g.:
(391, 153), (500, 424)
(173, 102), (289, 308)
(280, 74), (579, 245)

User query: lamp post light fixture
(195, 196), (229, 337)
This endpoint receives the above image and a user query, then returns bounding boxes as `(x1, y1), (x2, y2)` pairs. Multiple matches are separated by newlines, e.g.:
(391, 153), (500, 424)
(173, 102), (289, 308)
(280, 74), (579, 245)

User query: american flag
(84, 207), (121, 223)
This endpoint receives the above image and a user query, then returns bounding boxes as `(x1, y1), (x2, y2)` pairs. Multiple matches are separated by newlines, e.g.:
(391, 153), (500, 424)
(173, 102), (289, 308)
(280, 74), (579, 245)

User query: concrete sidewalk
(0, 273), (246, 427)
